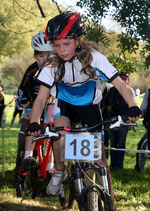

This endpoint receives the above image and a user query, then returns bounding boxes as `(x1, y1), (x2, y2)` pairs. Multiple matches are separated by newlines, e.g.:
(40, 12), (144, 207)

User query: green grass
(0, 95), (150, 211)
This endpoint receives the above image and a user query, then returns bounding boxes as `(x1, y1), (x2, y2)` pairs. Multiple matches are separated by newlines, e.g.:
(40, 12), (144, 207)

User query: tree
(0, 0), (67, 92)
(1, 51), (35, 94)
(76, 0), (150, 69)
(0, 0), (60, 61)
(0, 0), (149, 92)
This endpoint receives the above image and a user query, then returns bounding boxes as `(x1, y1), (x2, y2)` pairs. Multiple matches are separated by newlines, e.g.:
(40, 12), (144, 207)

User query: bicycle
(15, 101), (55, 199)
(15, 124), (56, 200)
(32, 115), (138, 211)
(136, 130), (150, 172)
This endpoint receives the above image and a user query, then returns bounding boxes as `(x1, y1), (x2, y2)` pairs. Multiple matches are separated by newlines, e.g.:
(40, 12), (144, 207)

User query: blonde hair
(43, 40), (98, 82)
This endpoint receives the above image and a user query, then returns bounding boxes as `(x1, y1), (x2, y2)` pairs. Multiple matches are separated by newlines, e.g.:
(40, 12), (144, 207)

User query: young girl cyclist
(27, 11), (142, 210)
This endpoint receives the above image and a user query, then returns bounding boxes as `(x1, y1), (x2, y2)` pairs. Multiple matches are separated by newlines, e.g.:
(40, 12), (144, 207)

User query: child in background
(7, 94), (23, 127)
(15, 32), (54, 180)
(102, 72), (134, 169)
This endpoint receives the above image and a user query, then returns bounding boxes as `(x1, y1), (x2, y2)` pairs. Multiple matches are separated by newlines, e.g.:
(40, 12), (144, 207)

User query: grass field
(0, 95), (150, 211)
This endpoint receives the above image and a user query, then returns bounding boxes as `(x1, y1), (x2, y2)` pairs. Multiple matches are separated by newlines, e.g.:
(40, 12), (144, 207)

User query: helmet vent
(31, 32), (54, 51)
(38, 37), (42, 45)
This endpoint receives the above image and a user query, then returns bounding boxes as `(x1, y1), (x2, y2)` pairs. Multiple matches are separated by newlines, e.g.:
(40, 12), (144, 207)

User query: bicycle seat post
(99, 165), (109, 193)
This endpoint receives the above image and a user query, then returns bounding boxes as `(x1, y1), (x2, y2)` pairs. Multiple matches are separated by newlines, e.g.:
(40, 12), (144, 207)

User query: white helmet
(31, 32), (54, 51)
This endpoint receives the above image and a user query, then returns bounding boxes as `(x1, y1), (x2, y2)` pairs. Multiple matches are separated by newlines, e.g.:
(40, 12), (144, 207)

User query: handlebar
(31, 115), (138, 143)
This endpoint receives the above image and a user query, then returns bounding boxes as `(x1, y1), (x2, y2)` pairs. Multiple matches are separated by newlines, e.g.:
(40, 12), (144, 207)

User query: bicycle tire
(15, 181), (23, 198)
(87, 189), (103, 211)
(78, 166), (111, 211)
(136, 132), (150, 172)
(23, 169), (39, 199)
(59, 175), (75, 209)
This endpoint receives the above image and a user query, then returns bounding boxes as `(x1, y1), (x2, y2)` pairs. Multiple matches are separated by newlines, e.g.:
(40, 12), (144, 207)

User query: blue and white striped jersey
(37, 49), (119, 106)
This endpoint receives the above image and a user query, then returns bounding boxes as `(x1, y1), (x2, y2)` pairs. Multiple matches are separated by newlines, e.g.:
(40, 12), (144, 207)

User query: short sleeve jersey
(37, 50), (119, 106)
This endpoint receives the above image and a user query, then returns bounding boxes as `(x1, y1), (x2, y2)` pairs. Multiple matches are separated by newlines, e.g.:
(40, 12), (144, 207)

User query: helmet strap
(75, 44), (82, 53)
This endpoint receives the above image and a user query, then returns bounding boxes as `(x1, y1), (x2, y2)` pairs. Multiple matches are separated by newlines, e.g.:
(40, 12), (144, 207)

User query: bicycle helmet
(45, 11), (86, 41)
(31, 32), (54, 51)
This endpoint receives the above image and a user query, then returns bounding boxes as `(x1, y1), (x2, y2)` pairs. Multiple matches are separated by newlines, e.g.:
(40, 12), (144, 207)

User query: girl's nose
(60, 45), (65, 52)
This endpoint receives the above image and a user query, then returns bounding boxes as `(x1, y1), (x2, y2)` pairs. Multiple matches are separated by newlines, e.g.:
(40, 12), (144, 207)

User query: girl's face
(34, 52), (50, 66)
(53, 38), (78, 61)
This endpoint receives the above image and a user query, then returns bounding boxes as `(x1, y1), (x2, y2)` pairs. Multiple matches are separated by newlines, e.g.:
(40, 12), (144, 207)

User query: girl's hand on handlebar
(125, 106), (142, 122)
(26, 122), (43, 137)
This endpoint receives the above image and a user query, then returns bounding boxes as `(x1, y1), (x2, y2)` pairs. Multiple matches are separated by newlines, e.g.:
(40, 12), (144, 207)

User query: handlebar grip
(25, 131), (31, 136)
(121, 115), (128, 122)
(41, 127), (45, 134)
(25, 124), (45, 136)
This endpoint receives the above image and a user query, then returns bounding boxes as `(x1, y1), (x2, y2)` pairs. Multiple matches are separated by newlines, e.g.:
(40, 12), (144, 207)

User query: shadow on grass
(0, 170), (15, 188)
(0, 201), (60, 211)
(0, 170), (62, 210)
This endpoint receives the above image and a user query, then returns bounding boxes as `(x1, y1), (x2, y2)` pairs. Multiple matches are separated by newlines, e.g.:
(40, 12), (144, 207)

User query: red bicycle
(15, 126), (54, 199)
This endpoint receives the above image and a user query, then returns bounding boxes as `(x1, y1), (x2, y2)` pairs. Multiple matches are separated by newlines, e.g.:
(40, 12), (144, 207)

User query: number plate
(64, 133), (101, 161)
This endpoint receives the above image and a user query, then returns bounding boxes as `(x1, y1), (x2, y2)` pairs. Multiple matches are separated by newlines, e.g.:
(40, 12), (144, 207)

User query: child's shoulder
(25, 62), (39, 74)
(91, 49), (108, 63)
(27, 61), (38, 70)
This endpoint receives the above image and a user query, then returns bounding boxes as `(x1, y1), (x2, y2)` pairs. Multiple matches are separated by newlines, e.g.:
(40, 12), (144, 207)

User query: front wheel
(79, 188), (109, 211)
(87, 189), (103, 211)
(22, 169), (39, 199)
(59, 176), (75, 209)
(136, 132), (150, 172)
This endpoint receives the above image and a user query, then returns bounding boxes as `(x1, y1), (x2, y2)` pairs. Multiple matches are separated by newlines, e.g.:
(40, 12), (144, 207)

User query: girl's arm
(111, 76), (141, 121)
(112, 76), (136, 107)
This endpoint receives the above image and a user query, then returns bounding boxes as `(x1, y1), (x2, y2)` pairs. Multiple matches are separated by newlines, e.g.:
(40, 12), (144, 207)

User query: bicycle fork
(74, 164), (109, 195)
(74, 165), (84, 194)
(99, 165), (109, 194)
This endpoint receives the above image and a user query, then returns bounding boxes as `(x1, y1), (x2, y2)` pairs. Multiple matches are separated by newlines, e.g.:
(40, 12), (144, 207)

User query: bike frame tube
(19, 138), (52, 178)
(34, 139), (44, 166)
(19, 166), (31, 177)
(39, 138), (52, 177)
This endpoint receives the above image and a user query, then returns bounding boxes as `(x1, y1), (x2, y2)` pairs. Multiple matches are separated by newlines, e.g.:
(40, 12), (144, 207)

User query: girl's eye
(64, 42), (70, 46)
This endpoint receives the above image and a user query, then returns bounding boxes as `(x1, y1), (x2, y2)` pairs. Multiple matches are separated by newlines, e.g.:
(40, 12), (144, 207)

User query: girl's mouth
(62, 54), (68, 59)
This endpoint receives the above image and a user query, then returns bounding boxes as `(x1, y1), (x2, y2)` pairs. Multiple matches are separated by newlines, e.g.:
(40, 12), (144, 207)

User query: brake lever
(31, 135), (49, 143)
(44, 127), (59, 137)
(109, 115), (123, 129)
(109, 115), (138, 129)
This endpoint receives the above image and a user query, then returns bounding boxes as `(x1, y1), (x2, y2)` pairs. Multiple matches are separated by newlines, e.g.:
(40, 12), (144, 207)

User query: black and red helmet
(45, 11), (86, 41)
